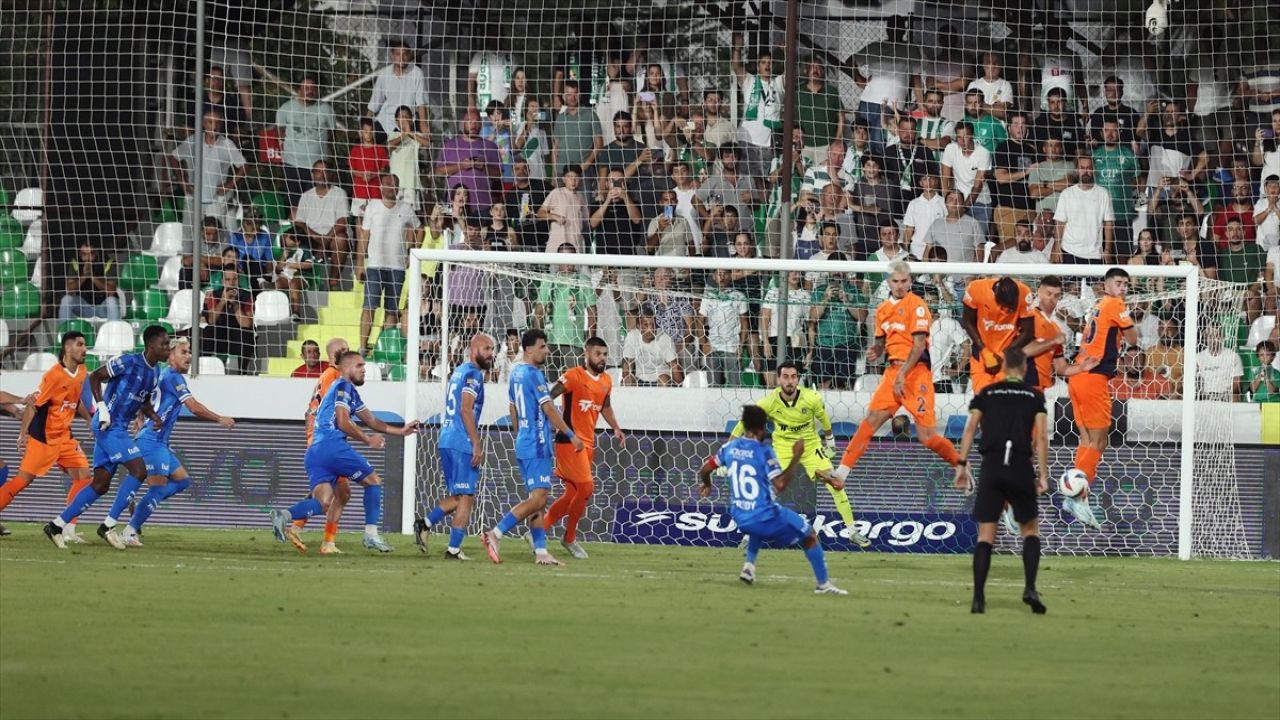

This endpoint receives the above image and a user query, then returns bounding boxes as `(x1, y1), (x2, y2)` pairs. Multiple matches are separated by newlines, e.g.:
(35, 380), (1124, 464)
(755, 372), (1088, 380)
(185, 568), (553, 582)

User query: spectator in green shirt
(1093, 116), (1141, 257)
(1248, 341), (1280, 402)
(807, 255), (868, 390)
(534, 244), (597, 377)
(796, 56), (846, 166)
(1218, 218), (1267, 322)
(962, 89), (1007, 154)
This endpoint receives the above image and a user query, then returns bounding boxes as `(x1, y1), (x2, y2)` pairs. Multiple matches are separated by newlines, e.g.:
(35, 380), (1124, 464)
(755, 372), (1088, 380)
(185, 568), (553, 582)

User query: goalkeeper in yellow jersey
(730, 361), (871, 548)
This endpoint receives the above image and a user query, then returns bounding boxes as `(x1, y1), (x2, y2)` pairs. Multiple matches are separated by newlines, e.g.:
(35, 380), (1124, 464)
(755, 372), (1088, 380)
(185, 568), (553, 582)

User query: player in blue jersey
(481, 329), (583, 565)
(697, 405), (847, 595)
(414, 333), (496, 560)
(97, 337), (236, 547)
(270, 351), (420, 554)
(44, 325), (170, 550)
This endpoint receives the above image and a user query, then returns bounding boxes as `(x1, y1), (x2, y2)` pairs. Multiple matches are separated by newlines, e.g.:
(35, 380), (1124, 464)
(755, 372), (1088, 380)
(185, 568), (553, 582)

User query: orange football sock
(922, 434), (961, 466)
(1075, 446), (1102, 483)
(562, 480), (594, 545)
(838, 422), (877, 470)
(0, 476), (33, 511)
(293, 518), (308, 529)
(323, 522), (338, 544)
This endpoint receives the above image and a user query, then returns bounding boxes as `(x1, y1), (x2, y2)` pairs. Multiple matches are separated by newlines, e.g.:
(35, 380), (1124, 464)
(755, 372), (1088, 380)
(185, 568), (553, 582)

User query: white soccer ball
(1058, 468), (1089, 497)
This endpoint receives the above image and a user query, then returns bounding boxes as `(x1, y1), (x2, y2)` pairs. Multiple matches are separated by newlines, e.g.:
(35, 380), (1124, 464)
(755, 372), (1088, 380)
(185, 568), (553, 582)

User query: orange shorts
(19, 437), (89, 477)
(554, 444), (595, 485)
(869, 363), (937, 427)
(969, 357), (1007, 395)
(1068, 372), (1113, 430)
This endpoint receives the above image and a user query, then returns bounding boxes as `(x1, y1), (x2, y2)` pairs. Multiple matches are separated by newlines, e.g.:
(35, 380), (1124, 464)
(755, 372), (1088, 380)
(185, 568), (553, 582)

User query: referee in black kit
(953, 347), (1049, 615)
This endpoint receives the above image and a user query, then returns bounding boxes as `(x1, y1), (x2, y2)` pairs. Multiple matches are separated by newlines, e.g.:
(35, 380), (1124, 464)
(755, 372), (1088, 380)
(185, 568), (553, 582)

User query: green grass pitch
(1, 526), (1277, 720)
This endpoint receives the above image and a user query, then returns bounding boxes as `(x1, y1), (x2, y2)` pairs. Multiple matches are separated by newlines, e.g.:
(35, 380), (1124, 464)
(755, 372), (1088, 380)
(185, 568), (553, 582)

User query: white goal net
(407, 251), (1257, 559)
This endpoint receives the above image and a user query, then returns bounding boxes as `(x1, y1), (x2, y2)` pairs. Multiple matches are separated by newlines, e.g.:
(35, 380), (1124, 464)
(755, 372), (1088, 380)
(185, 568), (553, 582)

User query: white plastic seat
(0, 318), (8, 349)
(252, 290), (291, 326)
(21, 219), (41, 260)
(146, 222), (186, 258)
(1246, 315), (1276, 351)
(11, 187), (42, 224)
(157, 256), (182, 292)
(197, 355), (226, 375)
(162, 289), (204, 331)
(682, 370), (709, 388)
(23, 351), (58, 371)
(364, 361), (383, 382)
(606, 367), (623, 384)
(853, 373), (883, 392)
(92, 320), (135, 358)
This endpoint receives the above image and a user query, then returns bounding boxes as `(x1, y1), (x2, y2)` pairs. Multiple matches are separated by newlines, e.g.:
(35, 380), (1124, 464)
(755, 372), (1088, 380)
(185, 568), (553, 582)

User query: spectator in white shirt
(168, 109), (245, 233)
(1054, 156), (1116, 263)
(366, 40), (431, 143)
(996, 221), (1051, 264)
(902, 173), (947, 259)
(699, 268), (748, 387)
(927, 190), (984, 264)
(358, 173), (421, 352)
(1196, 326), (1243, 401)
(968, 51), (1015, 111)
(940, 122), (993, 230)
(292, 160), (350, 281)
(622, 309), (682, 386)
(1253, 175), (1280, 251)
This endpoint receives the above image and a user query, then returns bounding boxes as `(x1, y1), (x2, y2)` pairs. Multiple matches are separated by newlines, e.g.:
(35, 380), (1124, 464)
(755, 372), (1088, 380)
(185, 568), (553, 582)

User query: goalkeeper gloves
(820, 434), (837, 460)
(96, 405), (111, 431)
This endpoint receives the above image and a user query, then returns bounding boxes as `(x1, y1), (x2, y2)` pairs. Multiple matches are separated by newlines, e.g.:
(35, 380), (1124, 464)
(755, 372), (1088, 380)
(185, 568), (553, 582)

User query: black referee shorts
(972, 460), (1038, 525)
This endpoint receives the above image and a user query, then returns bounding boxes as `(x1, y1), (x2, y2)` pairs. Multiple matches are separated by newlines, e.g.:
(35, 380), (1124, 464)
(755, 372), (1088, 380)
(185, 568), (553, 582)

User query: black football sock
(1022, 535), (1041, 592)
(973, 541), (993, 601)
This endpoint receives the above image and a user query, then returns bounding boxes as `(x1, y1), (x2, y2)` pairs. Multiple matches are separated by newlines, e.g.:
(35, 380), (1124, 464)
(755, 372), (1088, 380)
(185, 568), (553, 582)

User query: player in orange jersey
(960, 276), (1035, 395)
(0, 390), (36, 537)
(1021, 276), (1100, 393)
(1063, 268), (1137, 529)
(835, 262), (962, 482)
(544, 337), (625, 559)
(0, 332), (94, 539)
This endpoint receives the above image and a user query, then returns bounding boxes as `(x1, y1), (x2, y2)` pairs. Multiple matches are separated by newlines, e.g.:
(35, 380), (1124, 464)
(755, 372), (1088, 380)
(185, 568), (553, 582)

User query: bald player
(835, 262), (962, 483)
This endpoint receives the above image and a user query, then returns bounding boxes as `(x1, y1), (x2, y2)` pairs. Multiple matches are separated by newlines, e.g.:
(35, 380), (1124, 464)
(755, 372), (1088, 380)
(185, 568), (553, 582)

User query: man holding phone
(599, 110), (657, 212)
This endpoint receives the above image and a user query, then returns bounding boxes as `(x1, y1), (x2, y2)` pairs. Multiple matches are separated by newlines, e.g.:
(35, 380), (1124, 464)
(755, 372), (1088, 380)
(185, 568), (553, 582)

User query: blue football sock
(363, 484), (383, 526)
(495, 511), (519, 535)
(804, 543), (829, 585)
(426, 507), (447, 526)
(159, 478), (191, 501)
(288, 498), (325, 521)
(0, 464), (11, 487)
(530, 526), (548, 552)
(129, 485), (167, 532)
(745, 535), (762, 564)
(105, 474), (143, 523)
(58, 484), (103, 524)
(448, 527), (465, 551)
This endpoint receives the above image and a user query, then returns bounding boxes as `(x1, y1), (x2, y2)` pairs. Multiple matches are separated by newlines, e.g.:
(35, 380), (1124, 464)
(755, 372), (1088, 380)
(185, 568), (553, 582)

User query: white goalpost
(402, 249), (1253, 560)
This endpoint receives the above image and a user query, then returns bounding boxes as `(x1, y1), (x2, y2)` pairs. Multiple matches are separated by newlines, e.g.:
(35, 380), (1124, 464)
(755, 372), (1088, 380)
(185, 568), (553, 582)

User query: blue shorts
(92, 426), (143, 474)
(137, 440), (183, 478)
(440, 447), (479, 496)
(740, 506), (811, 547)
(305, 441), (374, 488)
(362, 267), (405, 312)
(518, 456), (553, 493)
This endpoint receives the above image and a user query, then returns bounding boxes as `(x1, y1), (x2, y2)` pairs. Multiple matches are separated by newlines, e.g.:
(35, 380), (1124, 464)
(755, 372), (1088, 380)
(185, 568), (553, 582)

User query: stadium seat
(118, 254), (160, 291)
(0, 248), (27, 284)
(251, 192), (288, 228)
(605, 367), (622, 384)
(146, 222), (185, 258)
(252, 290), (291, 327)
(682, 370), (709, 388)
(127, 288), (168, 321)
(20, 219), (40, 260)
(162, 289), (203, 331)
(1246, 315), (1275, 351)
(0, 318), (8, 349)
(92, 320), (134, 358)
(198, 356), (226, 375)
(11, 187), (41, 224)
(830, 421), (858, 439)
(944, 414), (969, 440)
(0, 281), (39, 319)
(23, 351), (58, 371)
(0, 216), (22, 250)
(157, 256), (182, 292)
(371, 327), (406, 363)
(364, 361), (383, 382)
(853, 374), (882, 392)
(58, 318), (96, 348)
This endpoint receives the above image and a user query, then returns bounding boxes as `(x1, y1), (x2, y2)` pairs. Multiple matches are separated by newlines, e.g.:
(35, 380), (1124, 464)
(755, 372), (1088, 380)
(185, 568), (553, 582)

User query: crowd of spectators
(43, 31), (1280, 402)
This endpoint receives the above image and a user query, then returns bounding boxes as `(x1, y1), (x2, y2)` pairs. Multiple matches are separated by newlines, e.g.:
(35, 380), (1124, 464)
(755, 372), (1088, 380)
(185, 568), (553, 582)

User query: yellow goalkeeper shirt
(731, 387), (832, 443)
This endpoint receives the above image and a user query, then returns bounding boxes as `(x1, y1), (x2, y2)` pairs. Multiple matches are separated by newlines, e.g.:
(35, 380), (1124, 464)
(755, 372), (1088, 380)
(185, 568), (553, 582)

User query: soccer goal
(402, 249), (1254, 560)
